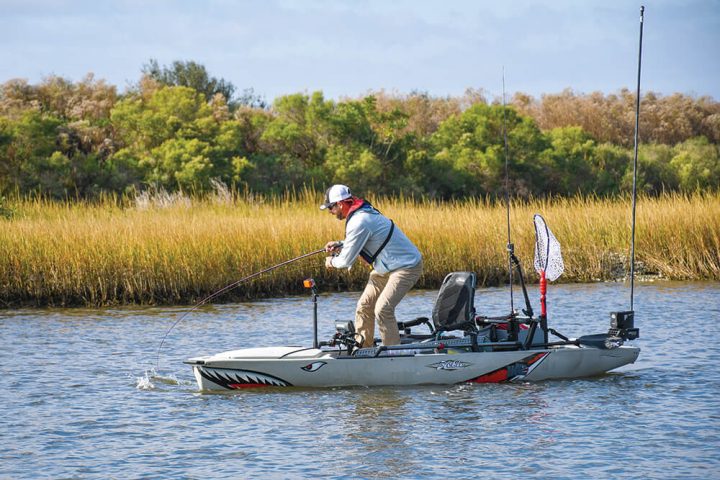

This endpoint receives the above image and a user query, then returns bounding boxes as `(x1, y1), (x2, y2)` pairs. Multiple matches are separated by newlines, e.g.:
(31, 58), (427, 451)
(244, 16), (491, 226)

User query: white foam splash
(134, 368), (186, 390)
(136, 369), (156, 390)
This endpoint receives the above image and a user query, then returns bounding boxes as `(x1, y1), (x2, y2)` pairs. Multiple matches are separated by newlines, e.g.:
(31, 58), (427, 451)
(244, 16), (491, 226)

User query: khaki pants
(355, 260), (423, 348)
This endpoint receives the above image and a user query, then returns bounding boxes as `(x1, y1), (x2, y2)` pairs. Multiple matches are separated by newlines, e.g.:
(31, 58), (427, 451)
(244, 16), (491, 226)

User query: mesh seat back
(432, 272), (477, 332)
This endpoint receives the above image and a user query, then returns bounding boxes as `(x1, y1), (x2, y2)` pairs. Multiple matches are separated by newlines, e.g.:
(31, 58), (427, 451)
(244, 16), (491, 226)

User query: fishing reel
(320, 321), (362, 353)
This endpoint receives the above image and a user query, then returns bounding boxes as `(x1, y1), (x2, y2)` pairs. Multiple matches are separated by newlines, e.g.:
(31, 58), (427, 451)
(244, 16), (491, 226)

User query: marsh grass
(1, 191), (718, 307)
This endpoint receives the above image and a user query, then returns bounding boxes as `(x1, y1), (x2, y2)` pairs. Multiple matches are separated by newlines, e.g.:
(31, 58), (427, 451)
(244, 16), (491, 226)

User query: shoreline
(0, 266), (695, 311)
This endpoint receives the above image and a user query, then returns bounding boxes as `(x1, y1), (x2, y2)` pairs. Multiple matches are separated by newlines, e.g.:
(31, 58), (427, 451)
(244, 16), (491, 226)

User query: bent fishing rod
(155, 248), (326, 369)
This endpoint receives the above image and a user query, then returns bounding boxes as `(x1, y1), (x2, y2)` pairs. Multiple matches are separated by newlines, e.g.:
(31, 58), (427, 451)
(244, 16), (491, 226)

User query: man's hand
(325, 256), (335, 269)
(324, 241), (343, 254)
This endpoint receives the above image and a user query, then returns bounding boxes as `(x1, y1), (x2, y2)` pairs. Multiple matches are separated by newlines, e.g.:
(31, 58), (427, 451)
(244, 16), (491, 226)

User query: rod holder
(304, 278), (319, 349)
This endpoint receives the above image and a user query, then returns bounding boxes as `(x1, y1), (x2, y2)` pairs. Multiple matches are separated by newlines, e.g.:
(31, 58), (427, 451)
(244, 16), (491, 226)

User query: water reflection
(341, 389), (415, 478)
(1, 281), (720, 479)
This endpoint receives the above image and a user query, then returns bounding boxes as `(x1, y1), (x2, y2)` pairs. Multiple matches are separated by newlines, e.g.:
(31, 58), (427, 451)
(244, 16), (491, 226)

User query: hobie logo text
(427, 360), (471, 371)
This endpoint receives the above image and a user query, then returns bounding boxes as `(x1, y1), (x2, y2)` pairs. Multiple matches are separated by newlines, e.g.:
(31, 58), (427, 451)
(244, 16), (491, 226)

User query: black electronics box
(610, 311), (634, 329)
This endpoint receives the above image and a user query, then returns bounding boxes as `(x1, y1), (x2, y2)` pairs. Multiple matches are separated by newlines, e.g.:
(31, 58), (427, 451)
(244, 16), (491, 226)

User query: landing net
(533, 214), (564, 281)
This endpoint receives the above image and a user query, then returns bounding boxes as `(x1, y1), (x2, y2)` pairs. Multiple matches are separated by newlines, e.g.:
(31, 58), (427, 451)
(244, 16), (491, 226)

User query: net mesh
(533, 214), (564, 281)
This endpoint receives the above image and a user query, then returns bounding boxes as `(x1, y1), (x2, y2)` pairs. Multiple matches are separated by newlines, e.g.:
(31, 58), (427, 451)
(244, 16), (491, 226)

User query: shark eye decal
(301, 361), (327, 372)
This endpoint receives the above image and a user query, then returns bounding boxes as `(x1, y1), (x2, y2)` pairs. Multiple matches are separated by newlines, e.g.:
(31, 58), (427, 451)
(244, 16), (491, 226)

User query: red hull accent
(228, 383), (272, 389)
(467, 353), (549, 384)
(469, 368), (509, 383)
(526, 353), (547, 365)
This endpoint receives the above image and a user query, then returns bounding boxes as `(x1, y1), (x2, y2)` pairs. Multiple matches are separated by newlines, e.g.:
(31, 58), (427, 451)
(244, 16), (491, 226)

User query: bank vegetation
(1, 191), (718, 307)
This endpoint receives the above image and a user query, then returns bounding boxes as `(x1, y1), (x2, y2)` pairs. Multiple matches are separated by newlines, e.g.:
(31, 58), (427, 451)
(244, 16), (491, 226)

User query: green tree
(142, 59), (265, 109)
(0, 111), (63, 195)
(151, 138), (214, 188)
(541, 126), (597, 195)
(143, 59), (234, 103)
(324, 144), (383, 193)
(110, 85), (229, 191)
(0, 75), (119, 197)
(591, 143), (631, 195)
(623, 144), (678, 194)
(0, 117), (16, 193)
(320, 95), (413, 193)
(360, 96), (412, 192)
(427, 104), (547, 198)
(670, 137), (720, 190)
(259, 92), (333, 190)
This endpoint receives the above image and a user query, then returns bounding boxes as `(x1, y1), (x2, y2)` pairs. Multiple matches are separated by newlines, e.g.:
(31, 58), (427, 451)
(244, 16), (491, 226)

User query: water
(1, 281), (719, 479)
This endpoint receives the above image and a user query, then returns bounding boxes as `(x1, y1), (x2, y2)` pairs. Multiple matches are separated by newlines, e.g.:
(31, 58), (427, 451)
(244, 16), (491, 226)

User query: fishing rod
(502, 68), (515, 314)
(155, 248), (326, 369)
(501, 70), (535, 336)
(629, 6), (645, 311)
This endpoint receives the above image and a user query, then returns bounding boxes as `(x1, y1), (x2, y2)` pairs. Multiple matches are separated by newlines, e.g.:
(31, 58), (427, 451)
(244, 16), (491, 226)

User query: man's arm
(329, 217), (371, 269)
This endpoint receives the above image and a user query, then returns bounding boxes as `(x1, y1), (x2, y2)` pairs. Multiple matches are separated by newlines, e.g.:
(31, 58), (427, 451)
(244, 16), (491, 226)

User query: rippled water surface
(2, 281), (719, 479)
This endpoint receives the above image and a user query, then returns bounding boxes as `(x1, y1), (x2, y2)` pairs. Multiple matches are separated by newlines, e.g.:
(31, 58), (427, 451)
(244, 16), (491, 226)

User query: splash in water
(135, 367), (187, 390)
(153, 372), (181, 385)
(136, 369), (157, 390)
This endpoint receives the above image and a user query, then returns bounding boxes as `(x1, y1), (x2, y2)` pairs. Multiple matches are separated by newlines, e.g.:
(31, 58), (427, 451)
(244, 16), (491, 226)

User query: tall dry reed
(1, 191), (718, 307)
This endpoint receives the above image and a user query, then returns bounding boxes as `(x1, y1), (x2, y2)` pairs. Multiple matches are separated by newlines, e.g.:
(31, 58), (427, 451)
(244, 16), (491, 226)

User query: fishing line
(155, 248), (326, 369)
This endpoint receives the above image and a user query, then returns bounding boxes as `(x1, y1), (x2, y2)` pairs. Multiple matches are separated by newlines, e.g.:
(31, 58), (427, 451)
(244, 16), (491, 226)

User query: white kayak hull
(186, 344), (640, 391)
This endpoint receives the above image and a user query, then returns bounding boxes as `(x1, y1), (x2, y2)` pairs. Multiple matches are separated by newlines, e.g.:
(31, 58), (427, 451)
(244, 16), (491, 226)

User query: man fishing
(321, 184), (423, 348)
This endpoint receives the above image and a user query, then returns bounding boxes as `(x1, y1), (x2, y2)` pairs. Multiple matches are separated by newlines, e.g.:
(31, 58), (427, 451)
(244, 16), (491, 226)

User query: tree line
(1, 60), (718, 200)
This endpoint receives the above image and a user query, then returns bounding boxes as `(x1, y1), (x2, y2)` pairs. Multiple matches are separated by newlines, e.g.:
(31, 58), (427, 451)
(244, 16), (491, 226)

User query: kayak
(185, 270), (640, 391)
(185, 342), (640, 390)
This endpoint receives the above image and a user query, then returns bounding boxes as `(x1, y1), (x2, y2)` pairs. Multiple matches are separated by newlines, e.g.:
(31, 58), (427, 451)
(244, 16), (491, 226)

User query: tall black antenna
(629, 6), (645, 311)
(502, 68), (514, 312)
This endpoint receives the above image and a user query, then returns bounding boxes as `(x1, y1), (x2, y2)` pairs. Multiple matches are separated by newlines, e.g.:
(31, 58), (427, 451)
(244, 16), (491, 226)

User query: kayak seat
(432, 271), (477, 333)
(395, 272), (477, 343)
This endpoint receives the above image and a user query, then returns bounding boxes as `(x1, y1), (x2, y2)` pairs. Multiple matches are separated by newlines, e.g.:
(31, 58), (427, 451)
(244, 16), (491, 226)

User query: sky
(1, 0), (718, 103)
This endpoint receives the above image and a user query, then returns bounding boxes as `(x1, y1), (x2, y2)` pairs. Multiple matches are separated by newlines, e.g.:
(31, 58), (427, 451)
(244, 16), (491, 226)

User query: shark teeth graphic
(198, 367), (291, 389)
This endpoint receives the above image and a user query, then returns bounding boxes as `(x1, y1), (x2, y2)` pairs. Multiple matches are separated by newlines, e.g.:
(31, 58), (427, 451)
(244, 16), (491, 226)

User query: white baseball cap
(320, 184), (352, 209)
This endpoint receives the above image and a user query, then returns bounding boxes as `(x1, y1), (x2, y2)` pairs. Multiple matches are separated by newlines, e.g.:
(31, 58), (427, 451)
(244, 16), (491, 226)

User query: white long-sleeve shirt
(330, 207), (422, 274)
